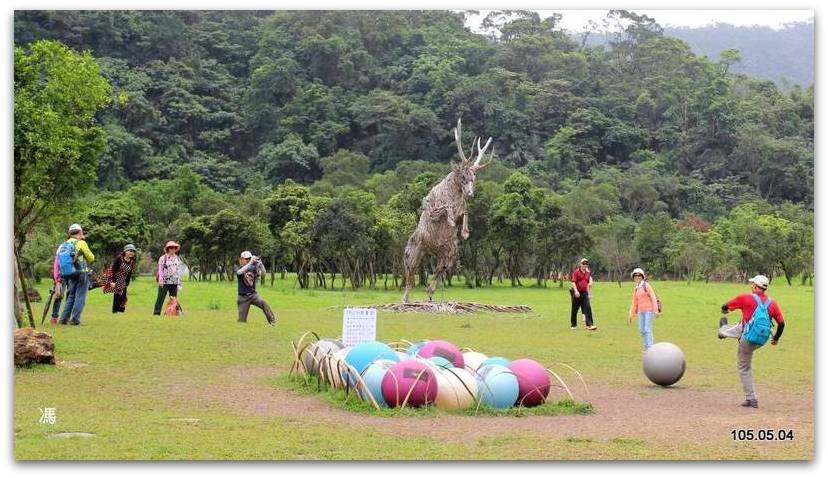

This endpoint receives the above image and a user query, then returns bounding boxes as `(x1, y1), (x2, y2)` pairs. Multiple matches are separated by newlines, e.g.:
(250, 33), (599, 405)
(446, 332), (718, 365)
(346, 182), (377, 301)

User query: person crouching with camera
(236, 251), (276, 326)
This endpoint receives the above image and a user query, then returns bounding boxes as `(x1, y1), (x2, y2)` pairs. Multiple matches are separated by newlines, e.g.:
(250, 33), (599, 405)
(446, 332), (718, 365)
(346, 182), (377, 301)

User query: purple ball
(417, 340), (465, 368)
(381, 359), (438, 408)
(507, 358), (551, 407)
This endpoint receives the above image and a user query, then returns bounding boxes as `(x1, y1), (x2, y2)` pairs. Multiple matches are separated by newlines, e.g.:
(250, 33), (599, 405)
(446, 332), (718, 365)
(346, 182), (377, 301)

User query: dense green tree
(14, 11), (814, 290)
(633, 212), (675, 275)
(81, 193), (147, 264)
(14, 40), (112, 251)
(589, 215), (639, 285)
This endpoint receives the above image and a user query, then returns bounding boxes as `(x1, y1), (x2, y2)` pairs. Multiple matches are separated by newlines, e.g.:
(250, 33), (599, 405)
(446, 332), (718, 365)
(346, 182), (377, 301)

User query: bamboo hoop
(546, 368), (574, 400)
(556, 362), (590, 400)
(340, 362), (381, 410)
(291, 330), (321, 377)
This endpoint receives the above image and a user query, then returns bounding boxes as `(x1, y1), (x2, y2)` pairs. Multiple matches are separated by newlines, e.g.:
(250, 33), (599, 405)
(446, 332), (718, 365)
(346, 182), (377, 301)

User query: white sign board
(342, 308), (377, 347)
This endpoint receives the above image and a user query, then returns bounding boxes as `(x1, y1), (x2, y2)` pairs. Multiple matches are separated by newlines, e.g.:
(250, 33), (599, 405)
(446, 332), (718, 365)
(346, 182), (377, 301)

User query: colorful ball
(428, 356), (453, 370)
(406, 341), (426, 357)
(643, 342), (686, 387)
(414, 357), (441, 373)
(479, 356), (511, 370)
(345, 341), (399, 375)
(301, 339), (344, 377)
(395, 351), (411, 362)
(462, 351), (489, 371)
(476, 364), (519, 409)
(381, 359), (438, 407)
(435, 367), (478, 410)
(418, 340), (465, 368)
(358, 359), (396, 407)
(508, 358), (551, 407)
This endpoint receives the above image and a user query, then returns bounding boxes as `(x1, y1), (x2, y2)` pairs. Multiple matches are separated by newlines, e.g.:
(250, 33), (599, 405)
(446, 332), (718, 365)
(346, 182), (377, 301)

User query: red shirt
(571, 267), (592, 292)
(726, 291), (785, 325)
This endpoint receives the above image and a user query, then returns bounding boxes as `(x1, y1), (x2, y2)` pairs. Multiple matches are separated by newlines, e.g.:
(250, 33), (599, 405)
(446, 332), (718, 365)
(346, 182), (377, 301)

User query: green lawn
(14, 275), (814, 460)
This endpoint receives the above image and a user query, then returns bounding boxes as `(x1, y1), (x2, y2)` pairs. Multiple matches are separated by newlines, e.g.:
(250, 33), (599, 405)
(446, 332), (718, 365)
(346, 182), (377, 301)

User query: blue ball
(476, 364), (519, 409)
(428, 356), (453, 369)
(343, 341), (399, 388)
(359, 359), (396, 407)
(407, 341), (426, 357)
(479, 356), (511, 370)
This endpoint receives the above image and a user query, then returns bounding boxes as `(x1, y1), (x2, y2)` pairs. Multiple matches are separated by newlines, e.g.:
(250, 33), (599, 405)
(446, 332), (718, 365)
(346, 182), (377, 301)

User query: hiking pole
(40, 288), (55, 326)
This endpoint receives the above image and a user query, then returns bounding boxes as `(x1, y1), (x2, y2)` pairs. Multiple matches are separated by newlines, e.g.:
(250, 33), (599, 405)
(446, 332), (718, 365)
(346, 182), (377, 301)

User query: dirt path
(170, 365), (814, 451)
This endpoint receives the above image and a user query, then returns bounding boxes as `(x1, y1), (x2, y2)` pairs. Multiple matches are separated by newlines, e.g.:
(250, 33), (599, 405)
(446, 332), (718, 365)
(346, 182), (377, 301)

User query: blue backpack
(56, 239), (79, 279)
(742, 293), (773, 346)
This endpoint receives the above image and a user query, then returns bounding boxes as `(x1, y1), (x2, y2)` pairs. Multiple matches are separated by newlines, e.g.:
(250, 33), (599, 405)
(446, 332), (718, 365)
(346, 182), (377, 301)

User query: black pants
(113, 287), (128, 313)
(570, 289), (594, 327)
(153, 284), (178, 315)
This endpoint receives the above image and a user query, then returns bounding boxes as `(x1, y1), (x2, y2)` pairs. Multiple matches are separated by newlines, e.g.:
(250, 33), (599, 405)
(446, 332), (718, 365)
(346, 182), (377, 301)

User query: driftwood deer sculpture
(402, 118), (494, 303)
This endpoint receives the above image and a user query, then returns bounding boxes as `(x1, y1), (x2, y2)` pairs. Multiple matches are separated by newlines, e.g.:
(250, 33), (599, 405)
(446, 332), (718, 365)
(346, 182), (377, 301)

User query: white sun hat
(748, 274), (770, 289)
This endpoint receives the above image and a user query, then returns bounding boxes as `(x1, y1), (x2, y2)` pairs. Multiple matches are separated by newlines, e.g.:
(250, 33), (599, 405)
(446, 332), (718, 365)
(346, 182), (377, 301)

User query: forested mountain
(581, 20), (814, 88)
(665, 21), (814, 88)
(14, 10), (814, 286)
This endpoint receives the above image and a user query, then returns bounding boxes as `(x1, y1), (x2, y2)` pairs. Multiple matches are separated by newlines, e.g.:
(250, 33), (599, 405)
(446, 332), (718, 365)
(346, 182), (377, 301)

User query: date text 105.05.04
(731, 429), (795, 441)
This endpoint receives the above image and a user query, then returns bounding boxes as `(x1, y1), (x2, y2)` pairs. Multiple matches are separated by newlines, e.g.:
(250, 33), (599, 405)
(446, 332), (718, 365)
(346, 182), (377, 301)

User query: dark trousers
(113, 288), (128, 313)
(237, 293), (276, 323)
(570, 289), (594, 327)
(153, 284), (178, 315)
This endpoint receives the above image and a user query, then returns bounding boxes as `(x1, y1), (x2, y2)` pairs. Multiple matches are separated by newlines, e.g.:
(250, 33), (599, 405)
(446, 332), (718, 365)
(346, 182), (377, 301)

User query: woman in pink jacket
(153, 240), (183, 315)
(49, 247), (64, 325)
(628, 267), (660, 351)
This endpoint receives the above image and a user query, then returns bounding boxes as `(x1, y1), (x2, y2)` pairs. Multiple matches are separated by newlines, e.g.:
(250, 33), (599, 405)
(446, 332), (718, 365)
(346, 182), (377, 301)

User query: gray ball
(301, 339), (344, 377)
(643, 342), (686, 387)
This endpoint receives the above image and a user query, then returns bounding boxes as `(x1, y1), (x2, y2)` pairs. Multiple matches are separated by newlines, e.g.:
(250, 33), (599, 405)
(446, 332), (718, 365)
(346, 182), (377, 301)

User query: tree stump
(14, 328), (55, 367)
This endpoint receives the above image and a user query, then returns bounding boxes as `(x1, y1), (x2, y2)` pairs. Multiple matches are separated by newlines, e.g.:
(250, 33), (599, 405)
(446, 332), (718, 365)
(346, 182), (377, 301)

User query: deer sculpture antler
(455, 118), (493, 169)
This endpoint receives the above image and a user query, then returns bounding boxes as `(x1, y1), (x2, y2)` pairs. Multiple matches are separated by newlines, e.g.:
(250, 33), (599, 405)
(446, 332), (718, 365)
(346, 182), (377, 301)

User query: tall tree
(14, 40), (111, 326)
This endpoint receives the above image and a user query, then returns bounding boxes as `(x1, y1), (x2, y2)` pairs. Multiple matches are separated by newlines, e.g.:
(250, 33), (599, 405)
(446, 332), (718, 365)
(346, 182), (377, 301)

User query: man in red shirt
(718, 274), (785, 408)
(570, 258), (597, 330)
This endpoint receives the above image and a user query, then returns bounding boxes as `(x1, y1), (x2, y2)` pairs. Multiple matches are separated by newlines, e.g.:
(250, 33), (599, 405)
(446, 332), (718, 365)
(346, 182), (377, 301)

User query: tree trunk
(13, 252), (22, 328)
(14, 246), (35, 328)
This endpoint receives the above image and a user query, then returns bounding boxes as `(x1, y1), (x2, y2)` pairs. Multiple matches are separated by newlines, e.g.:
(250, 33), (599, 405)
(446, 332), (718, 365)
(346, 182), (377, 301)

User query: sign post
(341, 308), (377, 347)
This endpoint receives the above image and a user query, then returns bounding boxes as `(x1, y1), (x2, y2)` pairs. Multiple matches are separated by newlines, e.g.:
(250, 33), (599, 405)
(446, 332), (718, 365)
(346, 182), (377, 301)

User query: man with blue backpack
(57, 223), (95, 325)
(718, 274), (785, 408)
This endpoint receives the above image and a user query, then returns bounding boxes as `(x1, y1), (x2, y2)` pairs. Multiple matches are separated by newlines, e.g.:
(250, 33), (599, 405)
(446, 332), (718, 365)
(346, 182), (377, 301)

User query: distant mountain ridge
(581, 20), (814, 88)
(665, 21), (813, 87)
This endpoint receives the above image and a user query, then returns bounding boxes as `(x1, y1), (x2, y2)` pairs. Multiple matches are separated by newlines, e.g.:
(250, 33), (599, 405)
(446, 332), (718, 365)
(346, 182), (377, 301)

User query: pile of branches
(364, 302), (533, 314)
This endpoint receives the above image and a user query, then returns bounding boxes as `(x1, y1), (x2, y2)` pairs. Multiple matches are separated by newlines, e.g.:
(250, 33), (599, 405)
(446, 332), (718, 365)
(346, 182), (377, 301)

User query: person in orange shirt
(628, 267), (660, 350)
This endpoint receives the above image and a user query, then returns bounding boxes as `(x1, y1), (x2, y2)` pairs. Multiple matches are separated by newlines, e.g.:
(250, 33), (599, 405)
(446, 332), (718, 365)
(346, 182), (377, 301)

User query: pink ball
(507, 358), (551, 407)
(381, 359), (438, 408)
(417, 340), (465, 368)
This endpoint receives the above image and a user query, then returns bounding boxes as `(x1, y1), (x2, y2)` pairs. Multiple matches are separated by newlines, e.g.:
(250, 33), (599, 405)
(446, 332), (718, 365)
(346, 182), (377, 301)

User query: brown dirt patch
(169, 365), (814, 451)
